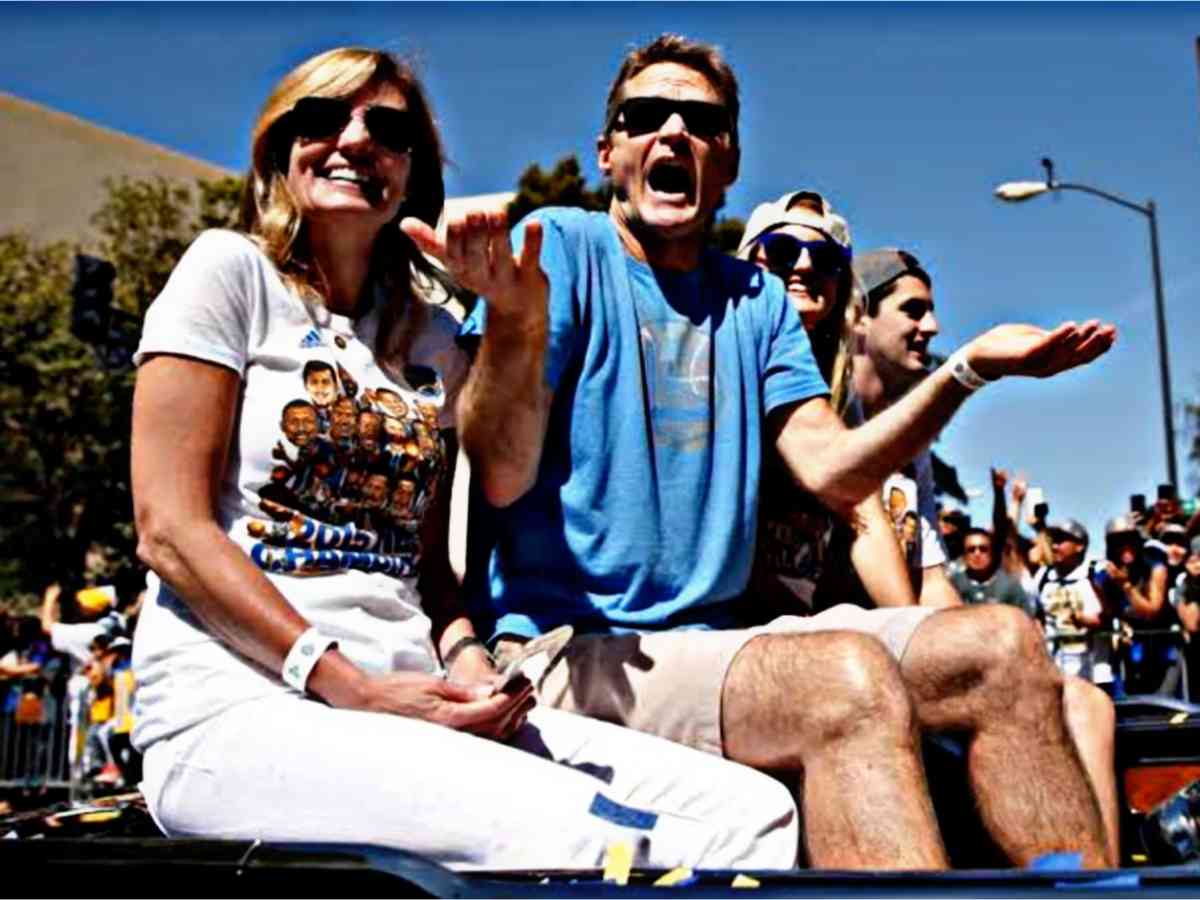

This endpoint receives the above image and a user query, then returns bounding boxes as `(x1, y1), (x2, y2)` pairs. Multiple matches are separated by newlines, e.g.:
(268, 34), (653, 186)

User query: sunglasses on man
(282, 96), (415, 156)
(756, 232), (849, 278)
(608, 96), (731, 140)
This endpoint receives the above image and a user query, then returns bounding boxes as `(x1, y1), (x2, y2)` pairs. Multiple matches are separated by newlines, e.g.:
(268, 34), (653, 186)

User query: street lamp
(994, 157), (1178, 489)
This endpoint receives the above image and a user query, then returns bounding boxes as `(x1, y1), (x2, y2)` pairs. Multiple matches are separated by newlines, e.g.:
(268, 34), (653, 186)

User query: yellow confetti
(1131, 853), (1148, 863)
(1169, 712), (1188, 725)
(603, 841), (633, 886)
(78, 811), (121, 824)
(732, 873), (761, 888)
(654, 867), (693, 886)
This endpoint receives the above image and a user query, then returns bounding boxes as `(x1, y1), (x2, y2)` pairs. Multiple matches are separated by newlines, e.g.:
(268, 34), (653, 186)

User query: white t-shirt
(1035, 558), (1103, 650)
(881, 449), (947, 585)
(130, 229), (469, 748)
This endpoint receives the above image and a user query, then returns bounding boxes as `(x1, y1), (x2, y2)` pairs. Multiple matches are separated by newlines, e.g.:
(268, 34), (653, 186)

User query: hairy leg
(1063, 676), (1119, 863)
(722, 631), (948, 870)
(900, 606), (1111, 867)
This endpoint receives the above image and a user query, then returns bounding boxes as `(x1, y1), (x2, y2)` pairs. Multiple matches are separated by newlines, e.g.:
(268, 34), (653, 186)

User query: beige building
(0, 91), (234, 248)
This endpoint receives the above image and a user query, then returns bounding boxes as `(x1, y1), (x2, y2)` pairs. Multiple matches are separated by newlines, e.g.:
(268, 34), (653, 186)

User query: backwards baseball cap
(1047, 518), (1089, 548)
(736, 190), (852, 260)
(852, 249), (932, 311)
(1159, 522), (1188, 542)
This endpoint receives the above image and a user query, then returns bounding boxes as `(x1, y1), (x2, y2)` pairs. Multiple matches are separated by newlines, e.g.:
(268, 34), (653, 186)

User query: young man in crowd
(851, 248), (1120, 861)
(406, 34), (1114, 868)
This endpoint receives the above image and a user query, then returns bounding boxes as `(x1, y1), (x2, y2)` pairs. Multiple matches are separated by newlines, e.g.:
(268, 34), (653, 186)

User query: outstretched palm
(967, 321), (1116, 381)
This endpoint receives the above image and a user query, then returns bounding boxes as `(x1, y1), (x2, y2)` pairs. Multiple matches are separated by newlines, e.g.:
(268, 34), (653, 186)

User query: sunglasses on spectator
(964, 544), (992, 555)
(1163, 536), (1188, 547)
(757, 232), (848, 277)
(608, 97), (731, 139)
(284, 96), (415, 155)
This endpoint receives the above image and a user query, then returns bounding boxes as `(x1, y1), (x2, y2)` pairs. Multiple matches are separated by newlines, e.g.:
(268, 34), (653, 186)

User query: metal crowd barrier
(1045, 627), (1192, 702)
(0, 696), (73, 792)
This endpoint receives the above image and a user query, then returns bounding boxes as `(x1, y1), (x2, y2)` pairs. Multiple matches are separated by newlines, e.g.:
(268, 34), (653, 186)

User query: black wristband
(443, 636), (490, 670)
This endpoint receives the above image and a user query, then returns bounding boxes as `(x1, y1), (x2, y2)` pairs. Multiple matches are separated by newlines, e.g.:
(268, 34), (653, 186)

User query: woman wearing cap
(128, 46), (798, 870)
(735, 190), (913, 616)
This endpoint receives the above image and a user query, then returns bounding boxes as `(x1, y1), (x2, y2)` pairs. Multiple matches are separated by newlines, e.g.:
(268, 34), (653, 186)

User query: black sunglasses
(757, 232), (849, 277)
(283, 96), (415, 156)
(609, 96), (731, 140)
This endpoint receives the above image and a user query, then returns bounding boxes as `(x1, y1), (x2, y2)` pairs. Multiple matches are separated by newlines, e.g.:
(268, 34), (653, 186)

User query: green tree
(506, 156), (609, 226)
(0, 175), (242, 613)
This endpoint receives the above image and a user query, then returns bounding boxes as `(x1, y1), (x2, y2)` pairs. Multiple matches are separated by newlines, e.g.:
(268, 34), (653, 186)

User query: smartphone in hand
(495, 625), (573, 694)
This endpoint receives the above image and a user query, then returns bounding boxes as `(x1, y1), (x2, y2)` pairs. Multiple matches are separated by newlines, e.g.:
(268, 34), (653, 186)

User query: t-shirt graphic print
(249, 357), (448, 579)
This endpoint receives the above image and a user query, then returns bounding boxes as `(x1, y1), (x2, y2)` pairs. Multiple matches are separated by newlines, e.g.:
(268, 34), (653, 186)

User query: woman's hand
(361, 670), (535, 741)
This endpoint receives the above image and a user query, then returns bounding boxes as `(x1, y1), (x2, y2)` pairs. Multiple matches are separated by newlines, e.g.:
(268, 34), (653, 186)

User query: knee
(970, 605), (1061, 693)
(795, 632), (916, 745)
(1064, 676), (1115, 742)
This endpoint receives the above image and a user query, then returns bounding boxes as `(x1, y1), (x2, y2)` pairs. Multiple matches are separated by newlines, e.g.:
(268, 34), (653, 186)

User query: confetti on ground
(653, 868), (694, 886)
(1169, 712), (1188, 725)
(732, 873), (761, 888)
(77, 811), (121, 824)
(602, 841), (633, 886)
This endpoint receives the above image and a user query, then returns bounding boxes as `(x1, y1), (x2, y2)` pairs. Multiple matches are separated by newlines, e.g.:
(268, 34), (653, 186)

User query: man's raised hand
(965, 320), (1116, 382)
(401, 211), (548, 320)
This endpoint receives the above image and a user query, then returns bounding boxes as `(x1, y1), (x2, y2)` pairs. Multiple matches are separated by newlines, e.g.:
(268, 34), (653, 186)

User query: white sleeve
(50, 622), (103, 665)
(133, 229), (263, 376)
(914, 452), (948, 569)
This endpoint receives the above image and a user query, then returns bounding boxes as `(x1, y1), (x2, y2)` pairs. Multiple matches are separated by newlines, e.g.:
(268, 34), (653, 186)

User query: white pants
(140, 697), (797, 872)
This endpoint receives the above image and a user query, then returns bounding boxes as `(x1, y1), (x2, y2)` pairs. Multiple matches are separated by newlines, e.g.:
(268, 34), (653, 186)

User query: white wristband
(947, 350), (991, 392)
(282, 627), (338, 693)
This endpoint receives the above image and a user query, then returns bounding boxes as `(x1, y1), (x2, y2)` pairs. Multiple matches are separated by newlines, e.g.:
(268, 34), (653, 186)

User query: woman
(130, 47), (797, 870)
(736, 190), (912, 615)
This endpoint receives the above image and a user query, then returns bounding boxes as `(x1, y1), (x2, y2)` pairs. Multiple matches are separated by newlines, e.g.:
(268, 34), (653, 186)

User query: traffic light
(70, 254), (117, 344)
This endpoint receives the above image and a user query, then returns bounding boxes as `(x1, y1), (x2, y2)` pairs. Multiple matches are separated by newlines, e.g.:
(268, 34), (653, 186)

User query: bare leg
(900, 605), (1111, 867)
(1063, 676), (1119, 863)
(722, 631), (948, 870)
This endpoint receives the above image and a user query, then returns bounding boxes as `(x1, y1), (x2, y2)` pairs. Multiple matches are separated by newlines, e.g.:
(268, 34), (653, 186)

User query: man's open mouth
(646, 159), (694, 199)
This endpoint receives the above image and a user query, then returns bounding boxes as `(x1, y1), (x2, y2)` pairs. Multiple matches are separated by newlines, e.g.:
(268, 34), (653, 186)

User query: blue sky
(3, 1), (1198, 547)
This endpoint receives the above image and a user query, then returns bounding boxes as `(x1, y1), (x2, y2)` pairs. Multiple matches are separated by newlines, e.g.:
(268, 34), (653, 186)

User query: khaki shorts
(494, 603), (936, 758)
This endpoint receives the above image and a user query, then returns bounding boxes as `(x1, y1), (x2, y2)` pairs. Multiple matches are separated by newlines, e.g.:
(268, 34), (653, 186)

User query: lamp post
(995, 157), (1177, 489)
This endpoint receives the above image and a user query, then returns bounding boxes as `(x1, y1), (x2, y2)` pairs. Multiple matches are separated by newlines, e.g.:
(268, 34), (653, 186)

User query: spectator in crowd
(0, 613), (63, 793)
(946, 468), (1036, 617)
(425, 25), (1115, 858)
(937, 508), (969, 565)
(1172, 536), (1200, 700)
(948, 528), (1037, 617)
(129, 44), (798, 871)
(849, 248), (1120, 863)
(1031, 519), (1109, 683)
(1093, 516), (1183, 697)
(1158, 522), (1190, 586)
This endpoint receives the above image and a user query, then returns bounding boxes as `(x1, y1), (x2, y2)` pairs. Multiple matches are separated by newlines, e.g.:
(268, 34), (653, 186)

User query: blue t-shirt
(461, 208), (828, 638)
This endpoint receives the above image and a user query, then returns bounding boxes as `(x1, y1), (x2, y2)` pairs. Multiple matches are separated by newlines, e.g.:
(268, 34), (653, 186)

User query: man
(851, 248), (1120, 860)
(949, 528), (1037, 617)
(404, 35), (1114, 868)
(1031, 518), (1108, 678)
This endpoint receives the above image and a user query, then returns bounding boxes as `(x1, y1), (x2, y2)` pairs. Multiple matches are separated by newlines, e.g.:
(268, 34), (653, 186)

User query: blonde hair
(240, 47), (450, 376)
